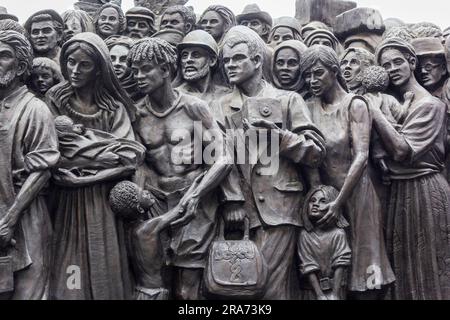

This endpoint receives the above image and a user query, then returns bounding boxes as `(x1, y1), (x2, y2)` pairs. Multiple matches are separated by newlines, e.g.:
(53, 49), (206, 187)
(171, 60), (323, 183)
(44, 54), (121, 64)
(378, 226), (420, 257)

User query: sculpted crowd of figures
(0, 0), (450, 300)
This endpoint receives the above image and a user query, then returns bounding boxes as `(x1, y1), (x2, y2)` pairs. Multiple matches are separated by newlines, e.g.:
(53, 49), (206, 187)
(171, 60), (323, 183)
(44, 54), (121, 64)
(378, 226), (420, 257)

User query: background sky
(2, 0), (449, 29)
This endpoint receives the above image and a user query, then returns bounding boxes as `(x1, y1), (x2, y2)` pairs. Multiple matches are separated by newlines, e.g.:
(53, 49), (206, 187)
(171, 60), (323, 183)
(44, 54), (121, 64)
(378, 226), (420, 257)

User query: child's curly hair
(361, 66), (390, 93)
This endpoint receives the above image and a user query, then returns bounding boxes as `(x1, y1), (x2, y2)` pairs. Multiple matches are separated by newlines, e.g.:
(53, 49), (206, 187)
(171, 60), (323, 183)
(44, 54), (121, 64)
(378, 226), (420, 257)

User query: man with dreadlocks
(128, 38), (233, 300)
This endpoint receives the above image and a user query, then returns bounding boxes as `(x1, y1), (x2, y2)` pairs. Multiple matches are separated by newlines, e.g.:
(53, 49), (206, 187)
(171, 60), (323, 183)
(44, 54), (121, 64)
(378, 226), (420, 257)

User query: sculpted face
(160, 12), (186, 33)
(223, 42), (258, 85)
(308, 190), (327, 223)
(340, 51), (362, 90)
(66, 48), (98, 89)
(110, 44), (129, 80)
(64, 16), (83, 41)
(180, 47), (211, 82)
(310, 37), (333, 49)
(380, 48), (414, 88)
(0, 42), (18, 88)
(269, 27), (294, 48)
(199, 11), (225, 41)
(131, 59), (165, 95)
(418, 56), (447, 89)
(126, 18), (152, 39)
(241, 19), (265, 37)
(274, 47), (301, 87)
(304, 61), (336, 97)
(31, 67), (55, 94)
(30, 20), (60, 54)
(98, 7), (120, 38)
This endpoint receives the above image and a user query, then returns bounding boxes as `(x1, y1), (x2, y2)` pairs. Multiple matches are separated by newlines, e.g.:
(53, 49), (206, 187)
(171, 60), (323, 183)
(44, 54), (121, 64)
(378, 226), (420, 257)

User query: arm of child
(308, 273), (327, 300)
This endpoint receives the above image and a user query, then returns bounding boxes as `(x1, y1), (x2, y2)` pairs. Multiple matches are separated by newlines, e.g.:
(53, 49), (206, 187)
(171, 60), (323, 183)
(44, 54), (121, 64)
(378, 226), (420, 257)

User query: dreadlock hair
(0, 30), (33, 81)
(301, 44), (349, 92)
(0, 19), (26, 35)
(128, 37), (178, 76)
(109, 181), (142, 220)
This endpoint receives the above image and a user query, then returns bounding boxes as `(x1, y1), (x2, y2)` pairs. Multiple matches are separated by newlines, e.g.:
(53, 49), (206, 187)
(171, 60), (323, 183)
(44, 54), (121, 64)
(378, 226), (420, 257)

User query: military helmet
(177, 30), (219, 57)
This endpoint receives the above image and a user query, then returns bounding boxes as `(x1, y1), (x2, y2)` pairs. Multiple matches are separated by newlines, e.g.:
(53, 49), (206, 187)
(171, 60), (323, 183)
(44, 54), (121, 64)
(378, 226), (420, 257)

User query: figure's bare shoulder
(349, 96), (370, 123)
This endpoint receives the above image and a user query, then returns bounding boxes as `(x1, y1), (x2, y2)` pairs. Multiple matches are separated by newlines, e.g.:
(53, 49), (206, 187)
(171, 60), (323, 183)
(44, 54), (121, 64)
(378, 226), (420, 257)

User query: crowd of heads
(0, 3), (449, 106)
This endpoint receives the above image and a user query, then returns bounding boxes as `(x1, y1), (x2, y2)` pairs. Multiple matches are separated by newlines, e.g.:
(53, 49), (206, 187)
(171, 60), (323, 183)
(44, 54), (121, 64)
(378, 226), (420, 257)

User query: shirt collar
(1, 86), (29, 110)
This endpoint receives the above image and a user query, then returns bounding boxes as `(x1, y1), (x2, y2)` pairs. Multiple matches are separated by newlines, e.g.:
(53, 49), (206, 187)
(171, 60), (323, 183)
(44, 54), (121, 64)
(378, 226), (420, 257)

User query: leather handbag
(203, 218), (268, 299)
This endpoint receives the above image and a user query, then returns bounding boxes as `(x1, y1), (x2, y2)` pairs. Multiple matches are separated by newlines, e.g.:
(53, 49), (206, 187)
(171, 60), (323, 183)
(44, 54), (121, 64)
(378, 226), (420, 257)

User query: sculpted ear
(16, 61), (27, 78)
(160, 63), (171, 78)
(409, 56), (417, 71)
(253, 54), (263, 69)
(185, 23), (192, 33)
(209, 55), (218, 68)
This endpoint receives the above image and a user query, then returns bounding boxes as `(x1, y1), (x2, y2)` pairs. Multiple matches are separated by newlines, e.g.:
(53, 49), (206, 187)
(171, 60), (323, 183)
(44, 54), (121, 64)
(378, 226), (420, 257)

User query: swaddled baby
(55, 115), (145, 176)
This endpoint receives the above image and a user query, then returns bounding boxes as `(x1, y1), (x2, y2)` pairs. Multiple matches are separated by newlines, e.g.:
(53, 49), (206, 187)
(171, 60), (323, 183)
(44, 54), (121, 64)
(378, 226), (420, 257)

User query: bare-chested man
(128, 38), (233, 300)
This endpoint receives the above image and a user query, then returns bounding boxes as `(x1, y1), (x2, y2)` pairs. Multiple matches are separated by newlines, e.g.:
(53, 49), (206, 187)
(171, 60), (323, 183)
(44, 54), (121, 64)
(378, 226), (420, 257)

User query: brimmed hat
(24, 9), (63, 33)
(411, 37), (445, 57)
(236, 4), (272, 27)
(178, 30), (219, 56)
(0, 6), (18, 22)
(126, 6), (155, 23)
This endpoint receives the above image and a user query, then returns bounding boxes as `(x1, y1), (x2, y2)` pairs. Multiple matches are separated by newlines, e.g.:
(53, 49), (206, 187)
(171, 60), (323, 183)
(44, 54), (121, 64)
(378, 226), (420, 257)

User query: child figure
(54, 115), (145, 175)
(28, 57), (63, 99)
(109, 181), (184, 300)
(298, 185), (351, 300)
(361, 66), (415, 184)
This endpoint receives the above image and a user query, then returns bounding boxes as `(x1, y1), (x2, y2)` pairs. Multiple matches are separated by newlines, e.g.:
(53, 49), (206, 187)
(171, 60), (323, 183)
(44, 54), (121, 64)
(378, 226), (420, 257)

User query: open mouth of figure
(184, 67), (197, 73)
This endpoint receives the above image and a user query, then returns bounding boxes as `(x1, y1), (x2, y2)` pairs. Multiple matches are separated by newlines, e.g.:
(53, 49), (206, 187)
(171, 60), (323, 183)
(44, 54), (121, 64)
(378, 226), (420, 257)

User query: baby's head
(361, 65), (390, 93)
(55, 115), (86, 135)
(302, 185), (347, 231)
(109, 181), (155, 221)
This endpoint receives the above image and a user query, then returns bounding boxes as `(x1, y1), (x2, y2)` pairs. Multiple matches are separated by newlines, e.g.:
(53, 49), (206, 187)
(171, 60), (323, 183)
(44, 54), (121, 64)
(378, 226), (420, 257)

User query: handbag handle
(219, 215), (250, 241)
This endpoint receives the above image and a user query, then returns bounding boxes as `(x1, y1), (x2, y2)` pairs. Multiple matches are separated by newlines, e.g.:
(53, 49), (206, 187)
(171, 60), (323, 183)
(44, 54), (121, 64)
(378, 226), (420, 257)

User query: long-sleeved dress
(47, 84), (136, 300)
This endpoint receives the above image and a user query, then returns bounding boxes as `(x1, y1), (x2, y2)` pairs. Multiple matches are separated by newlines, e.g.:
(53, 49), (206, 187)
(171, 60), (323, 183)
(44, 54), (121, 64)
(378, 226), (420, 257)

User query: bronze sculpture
(198, 5), (236, 45)
(176, 30), (230, 104)
(214, 26), (326, 300)
(301, 45), (395, 299)
(61, 10), (95, 42)
(0, 0), (450, 301)
(28, 57), (63, 99)
(24, 10), (64, 64)
(237, 4), (273, 43)
(159, 5), (196, 35)
(367, 37), (450, 299)
(272, 40), (308, 97)
(47, 32), (141, 300)
(0, 30), (60, 299)
(129, 37), (232, 299)
(93, 3), (126, 39)
(268, 17), (303, 49)
(125, 6), (156, 39)
(298, 185), (351, 300)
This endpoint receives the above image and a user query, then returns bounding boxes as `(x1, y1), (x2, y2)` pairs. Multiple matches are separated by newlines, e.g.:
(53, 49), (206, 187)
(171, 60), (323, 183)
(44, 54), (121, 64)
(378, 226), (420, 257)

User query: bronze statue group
(0, 1), (449, 300)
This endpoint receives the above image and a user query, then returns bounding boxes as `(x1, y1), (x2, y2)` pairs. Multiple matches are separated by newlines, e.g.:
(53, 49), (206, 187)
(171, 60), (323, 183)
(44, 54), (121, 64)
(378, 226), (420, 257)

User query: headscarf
(301, 185), (349, 232)
(51, 32), (136, 120)
(304, 29), (339, 51)
(272, 40), (307, 92)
